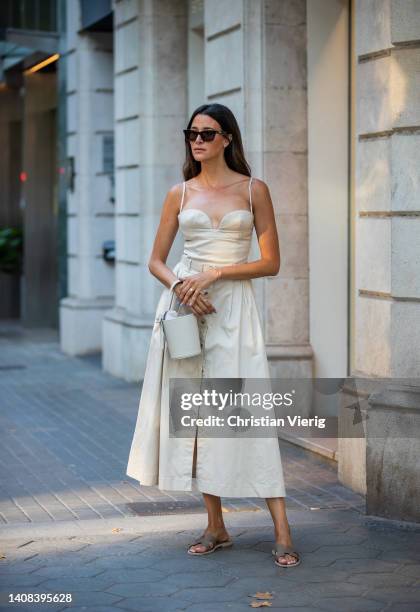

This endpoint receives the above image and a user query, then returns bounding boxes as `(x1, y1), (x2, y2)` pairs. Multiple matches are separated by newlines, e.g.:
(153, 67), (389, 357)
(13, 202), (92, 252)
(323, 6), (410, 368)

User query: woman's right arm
(148, 183), (183, 290)
(148, 183), (215, 316)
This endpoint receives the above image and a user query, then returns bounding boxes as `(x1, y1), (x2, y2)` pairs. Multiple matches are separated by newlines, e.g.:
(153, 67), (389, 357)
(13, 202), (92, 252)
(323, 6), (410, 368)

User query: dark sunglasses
(183, 128), (229, 143)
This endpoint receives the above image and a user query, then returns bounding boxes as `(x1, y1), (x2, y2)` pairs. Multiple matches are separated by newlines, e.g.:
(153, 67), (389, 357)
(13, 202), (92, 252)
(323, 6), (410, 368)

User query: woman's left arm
(215, 178), (280, 279)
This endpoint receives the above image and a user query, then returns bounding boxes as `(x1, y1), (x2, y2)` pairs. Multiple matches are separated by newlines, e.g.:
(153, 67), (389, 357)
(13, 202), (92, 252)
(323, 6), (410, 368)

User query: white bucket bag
(159, 280), (202, 359)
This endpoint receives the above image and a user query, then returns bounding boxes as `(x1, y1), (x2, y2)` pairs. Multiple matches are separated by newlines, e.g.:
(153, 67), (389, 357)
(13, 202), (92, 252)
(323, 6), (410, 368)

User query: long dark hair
(182, 103), (251, 180)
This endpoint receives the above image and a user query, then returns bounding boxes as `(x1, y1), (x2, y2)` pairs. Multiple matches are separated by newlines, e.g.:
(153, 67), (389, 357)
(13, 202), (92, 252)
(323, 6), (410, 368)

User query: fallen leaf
(0, 553), (6, 559)
(250, 602), (272, 608)
(111, 528), (122, 533)
(249, 592), (273, 599)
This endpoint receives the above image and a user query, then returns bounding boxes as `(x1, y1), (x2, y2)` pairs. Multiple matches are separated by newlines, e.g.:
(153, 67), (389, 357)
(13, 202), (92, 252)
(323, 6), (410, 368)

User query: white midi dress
(126, 177), (286, 498)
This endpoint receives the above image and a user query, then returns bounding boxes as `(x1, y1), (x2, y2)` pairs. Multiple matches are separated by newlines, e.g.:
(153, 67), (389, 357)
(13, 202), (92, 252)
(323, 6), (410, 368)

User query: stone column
(244, 0), (313, 377)
(102, 0), (188, 381)
(340, 0), (420, 520)
(60, 0), (115, 354)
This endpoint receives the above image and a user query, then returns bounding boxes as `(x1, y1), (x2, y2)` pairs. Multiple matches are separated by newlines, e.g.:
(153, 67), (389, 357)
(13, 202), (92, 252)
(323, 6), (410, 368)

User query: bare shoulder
(251, 177), (272, 202)
(164, 182), (185, 210)
(167, 182), (184, 199)
(251, 177), (269, 193)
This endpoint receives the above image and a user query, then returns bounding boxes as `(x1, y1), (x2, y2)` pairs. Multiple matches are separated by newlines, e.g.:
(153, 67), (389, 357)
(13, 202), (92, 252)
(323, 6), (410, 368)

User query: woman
(126, 103), (301, 568)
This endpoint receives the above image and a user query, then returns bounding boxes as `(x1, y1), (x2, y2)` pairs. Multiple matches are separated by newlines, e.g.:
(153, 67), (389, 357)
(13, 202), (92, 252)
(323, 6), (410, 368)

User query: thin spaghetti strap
(248, 176), (253, 214)
(180, 181), (186, 212)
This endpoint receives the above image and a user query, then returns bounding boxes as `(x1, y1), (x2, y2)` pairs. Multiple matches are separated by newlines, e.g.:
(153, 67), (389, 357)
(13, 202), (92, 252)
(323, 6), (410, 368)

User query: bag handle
(162, 279), (183, 321)
(159, 278), (185, 352)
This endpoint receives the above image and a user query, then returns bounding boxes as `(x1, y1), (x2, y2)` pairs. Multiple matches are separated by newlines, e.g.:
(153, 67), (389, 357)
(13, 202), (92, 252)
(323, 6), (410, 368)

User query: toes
(189, 544), (205, 553)
(276, 553), (296, 565)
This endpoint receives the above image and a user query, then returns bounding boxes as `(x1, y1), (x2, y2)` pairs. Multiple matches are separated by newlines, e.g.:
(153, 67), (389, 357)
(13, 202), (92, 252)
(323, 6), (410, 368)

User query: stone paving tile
(313, 597), (385, 611)
(83, 554), (159, 571)
(61, 608), (119, 612)
(161, 572), (237, 589)
(182, 607), (328, 612)
(288, 547), (384, 570)
(294, 543), (384, 561)
(31, 565), (106, 578)
(105, 581), (181, 598)
(394, 564), (420, 578)
(160, 585), (250, 604)
(304, 582), (369, 598)
(326, 558), (401, 572)
(103, 563), (168, 583)
(363, 586), (420, 604)
(38, 575), (119, 592)
(115, 598), (193, 612)
(0, 574), (47, 589)
(0, 560), (47, 575)
(382, 605), (420, 612)
(346, 572), (416, 587)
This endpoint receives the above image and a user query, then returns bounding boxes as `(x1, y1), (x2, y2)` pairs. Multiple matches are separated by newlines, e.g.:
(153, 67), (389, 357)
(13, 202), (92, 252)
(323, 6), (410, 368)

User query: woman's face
(188, 114), (231, 162)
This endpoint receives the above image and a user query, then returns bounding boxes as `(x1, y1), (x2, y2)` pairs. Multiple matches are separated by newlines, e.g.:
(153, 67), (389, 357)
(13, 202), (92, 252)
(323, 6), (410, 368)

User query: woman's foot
(273, 528), (299, 566)
(272, 545), (301, 568)
(188, 526), (231, 554)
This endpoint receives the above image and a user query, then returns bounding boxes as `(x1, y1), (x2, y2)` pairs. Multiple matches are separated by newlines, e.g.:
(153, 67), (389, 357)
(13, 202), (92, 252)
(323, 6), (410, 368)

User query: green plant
(0, 227), (23, 275)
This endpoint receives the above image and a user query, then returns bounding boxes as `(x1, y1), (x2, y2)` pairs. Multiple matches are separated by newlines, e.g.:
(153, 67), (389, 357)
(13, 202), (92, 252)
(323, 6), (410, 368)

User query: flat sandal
(272, 544), (301, 568)
(187, 532), (233, 556)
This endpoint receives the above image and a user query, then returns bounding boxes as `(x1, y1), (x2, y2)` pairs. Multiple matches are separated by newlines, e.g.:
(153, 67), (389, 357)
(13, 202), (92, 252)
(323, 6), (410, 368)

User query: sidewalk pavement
(1, 321), (419, 611)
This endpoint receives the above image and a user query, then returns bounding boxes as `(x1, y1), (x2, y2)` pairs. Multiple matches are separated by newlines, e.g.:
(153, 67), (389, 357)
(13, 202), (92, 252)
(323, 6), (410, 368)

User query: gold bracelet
(213, 267), (222, 281)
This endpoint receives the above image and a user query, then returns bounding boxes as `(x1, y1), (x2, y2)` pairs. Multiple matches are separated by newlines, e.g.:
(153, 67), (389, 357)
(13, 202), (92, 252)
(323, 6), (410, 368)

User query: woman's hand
(174, 283), (215, 316)
(175, 272), (218, 315)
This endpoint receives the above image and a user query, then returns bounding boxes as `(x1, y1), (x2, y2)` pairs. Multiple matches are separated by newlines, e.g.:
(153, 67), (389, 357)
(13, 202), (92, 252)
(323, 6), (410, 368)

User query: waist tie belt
(180, 253), (247, 272)
(180, 253), (222, 272)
